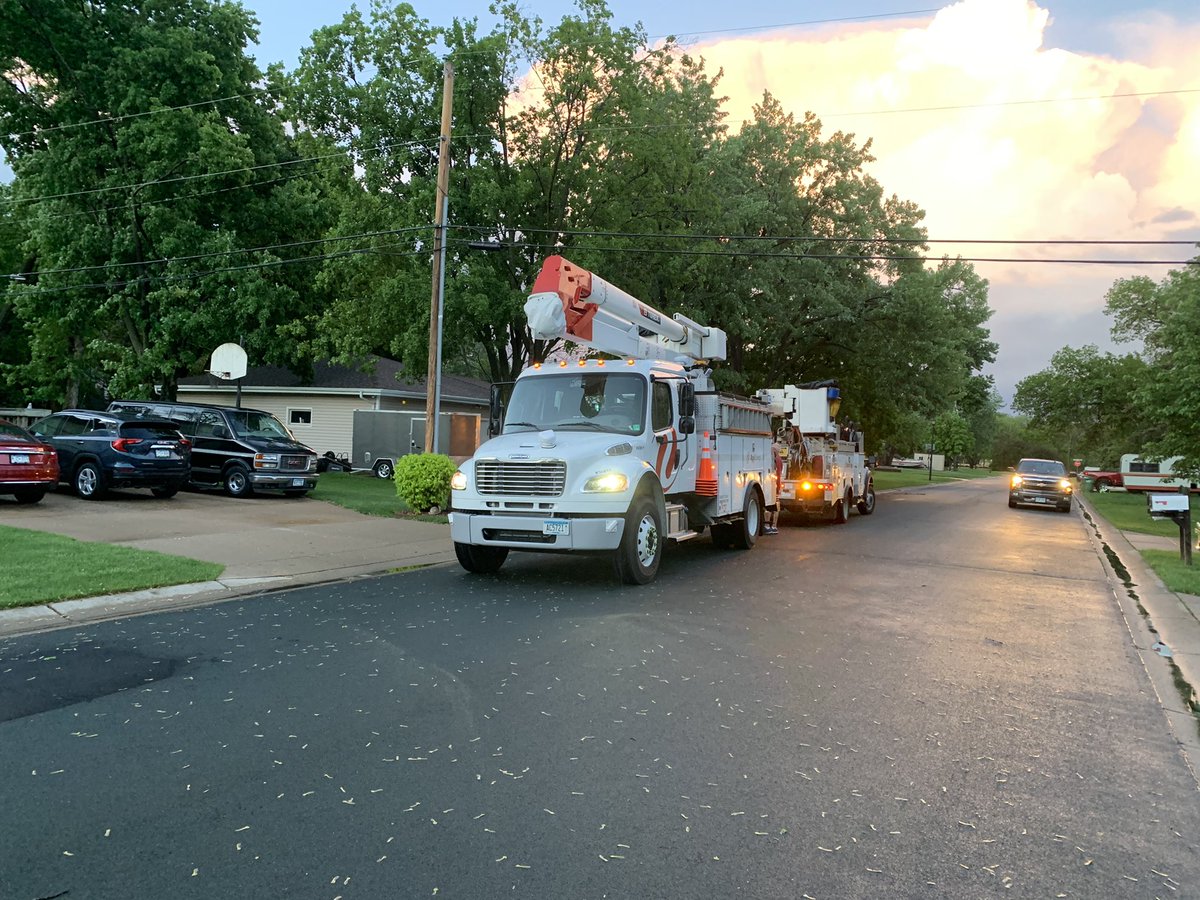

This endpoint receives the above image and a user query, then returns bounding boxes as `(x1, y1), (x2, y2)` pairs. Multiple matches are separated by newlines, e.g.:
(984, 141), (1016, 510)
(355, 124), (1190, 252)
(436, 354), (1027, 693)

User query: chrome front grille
(282, 455), (311, 471)
(476, 459), (566, 496)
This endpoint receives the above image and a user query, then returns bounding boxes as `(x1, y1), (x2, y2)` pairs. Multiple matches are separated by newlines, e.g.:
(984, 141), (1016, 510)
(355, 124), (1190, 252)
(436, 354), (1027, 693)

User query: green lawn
(873, 466), (1001, 491)
(1082, 487), (1183, 538)
(311, 471), (447, 522)
(1080, 488), (1199, 595)
(0, 525), (224, 610)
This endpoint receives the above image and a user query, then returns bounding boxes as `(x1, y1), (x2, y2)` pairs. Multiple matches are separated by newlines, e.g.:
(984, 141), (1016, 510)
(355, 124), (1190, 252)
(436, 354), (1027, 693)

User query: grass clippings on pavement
(1, 525), (224, 610)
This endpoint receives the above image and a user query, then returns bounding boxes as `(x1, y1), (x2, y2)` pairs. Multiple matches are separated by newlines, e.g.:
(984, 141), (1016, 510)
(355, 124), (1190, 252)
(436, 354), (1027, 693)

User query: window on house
(289, 409), (312, 426)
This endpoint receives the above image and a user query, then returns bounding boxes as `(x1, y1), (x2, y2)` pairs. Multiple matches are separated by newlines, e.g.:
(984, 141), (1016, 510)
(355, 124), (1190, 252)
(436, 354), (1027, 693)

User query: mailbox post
(1147, 491), (1192, 566)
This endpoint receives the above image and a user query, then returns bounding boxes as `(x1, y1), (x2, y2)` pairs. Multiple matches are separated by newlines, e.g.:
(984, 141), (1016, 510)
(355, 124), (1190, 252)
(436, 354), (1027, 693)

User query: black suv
(1008, 458), (1073, 513)
(30, 409), (191, 500)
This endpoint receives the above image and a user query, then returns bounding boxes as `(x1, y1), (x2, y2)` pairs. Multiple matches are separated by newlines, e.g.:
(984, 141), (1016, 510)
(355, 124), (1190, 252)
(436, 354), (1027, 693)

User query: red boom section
(529, 255), (597, 342)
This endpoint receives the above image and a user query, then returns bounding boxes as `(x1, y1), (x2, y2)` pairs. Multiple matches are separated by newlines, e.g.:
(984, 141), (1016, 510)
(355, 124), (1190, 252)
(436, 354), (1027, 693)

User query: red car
(0, 420), (60, 504)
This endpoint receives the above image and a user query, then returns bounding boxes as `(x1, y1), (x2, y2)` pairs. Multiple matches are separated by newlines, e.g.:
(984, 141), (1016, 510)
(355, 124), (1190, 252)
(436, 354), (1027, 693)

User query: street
(1, 478), (1197, 899)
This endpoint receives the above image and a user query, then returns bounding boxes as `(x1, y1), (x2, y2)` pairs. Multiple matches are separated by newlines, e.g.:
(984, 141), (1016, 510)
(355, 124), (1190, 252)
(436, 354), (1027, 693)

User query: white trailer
(449, 256), (776, 584)
(757, 382), (875, 523)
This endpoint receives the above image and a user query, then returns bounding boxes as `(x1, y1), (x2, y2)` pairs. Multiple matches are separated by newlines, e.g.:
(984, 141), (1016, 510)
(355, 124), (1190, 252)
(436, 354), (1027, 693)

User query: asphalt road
(2, 479), (1197, 899)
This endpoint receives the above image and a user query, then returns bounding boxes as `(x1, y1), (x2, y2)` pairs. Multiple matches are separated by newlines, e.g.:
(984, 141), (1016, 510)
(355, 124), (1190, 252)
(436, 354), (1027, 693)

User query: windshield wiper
(503, 421), (540, 430)
(554, 418), (608, 430)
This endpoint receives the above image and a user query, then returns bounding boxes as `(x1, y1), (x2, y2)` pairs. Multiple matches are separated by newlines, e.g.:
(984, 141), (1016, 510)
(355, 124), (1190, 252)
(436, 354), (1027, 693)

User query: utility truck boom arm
(525, 256), (727, 362)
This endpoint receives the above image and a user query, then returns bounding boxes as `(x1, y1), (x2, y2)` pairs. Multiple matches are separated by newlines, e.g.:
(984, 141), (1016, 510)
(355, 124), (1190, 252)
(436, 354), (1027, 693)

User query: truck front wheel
(455, 542), (509, 574)
(614, 495), (663, 585)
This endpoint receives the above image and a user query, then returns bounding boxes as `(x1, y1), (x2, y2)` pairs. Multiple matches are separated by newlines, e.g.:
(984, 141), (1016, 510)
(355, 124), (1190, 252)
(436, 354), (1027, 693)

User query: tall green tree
(1103, 256), (1200, 476)
(0, 0), (343, 405)
(1012, 344), (1150, 467)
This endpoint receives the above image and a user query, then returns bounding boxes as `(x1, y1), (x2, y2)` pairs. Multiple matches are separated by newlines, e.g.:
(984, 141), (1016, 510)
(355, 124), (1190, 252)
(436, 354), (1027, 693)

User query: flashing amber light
(578, 359), (587, 367)
(559, 360), (568, 367)
(596, 359), (605, 366)
(532, 362), (542, 369)
(626, 358), (636, 365)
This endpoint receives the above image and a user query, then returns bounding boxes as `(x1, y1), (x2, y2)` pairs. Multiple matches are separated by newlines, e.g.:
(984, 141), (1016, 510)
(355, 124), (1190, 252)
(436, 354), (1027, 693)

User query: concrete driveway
(1, 485), (456, 630)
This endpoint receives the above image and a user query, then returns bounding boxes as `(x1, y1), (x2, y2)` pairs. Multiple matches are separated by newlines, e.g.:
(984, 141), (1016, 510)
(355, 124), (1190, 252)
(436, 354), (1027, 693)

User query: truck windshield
(227, 410), (293, 440)
(504, 371), (647, 436)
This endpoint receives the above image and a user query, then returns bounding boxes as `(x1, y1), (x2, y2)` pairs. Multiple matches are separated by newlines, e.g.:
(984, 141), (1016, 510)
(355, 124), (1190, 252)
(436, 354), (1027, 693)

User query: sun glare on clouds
(693, 0), (1200, 294)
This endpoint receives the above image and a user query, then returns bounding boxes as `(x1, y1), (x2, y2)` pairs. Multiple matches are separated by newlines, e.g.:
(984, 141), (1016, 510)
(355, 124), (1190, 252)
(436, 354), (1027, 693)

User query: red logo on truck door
(655, 428), (679, 486)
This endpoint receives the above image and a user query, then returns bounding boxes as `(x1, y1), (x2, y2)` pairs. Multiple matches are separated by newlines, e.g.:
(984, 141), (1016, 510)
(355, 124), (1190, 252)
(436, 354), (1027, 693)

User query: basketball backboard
(208, 343), (248, 381)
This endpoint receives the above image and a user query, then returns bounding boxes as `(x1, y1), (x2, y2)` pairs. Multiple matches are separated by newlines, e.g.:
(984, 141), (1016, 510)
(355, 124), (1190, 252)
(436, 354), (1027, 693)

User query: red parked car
(0, 420), (60, 504)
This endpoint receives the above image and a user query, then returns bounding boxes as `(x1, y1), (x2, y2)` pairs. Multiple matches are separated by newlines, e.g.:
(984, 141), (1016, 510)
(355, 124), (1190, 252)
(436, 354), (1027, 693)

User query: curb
(1076, 492), (1200, 771)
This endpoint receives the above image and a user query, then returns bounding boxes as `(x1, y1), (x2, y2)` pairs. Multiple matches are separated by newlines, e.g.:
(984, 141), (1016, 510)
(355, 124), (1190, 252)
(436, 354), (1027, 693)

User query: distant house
(177, 356), (489, 462)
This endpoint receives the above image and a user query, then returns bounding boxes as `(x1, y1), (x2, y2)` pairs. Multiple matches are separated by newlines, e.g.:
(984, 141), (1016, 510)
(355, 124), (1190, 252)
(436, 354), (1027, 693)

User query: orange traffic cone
(696, 431), (718, 497)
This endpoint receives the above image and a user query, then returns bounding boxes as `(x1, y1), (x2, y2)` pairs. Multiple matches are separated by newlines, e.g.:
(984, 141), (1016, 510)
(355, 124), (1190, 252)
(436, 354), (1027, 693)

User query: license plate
(1033, 496), (1048, 503)
(11, 453), (29, 464)
(155, 449), (171, 458)
(543, 519), (570, 535)
(291, 478), (305, 487)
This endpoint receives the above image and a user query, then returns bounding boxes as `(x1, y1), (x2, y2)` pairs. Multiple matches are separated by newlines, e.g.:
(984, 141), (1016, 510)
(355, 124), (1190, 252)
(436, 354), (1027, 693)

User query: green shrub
(394, 453), (456, 512)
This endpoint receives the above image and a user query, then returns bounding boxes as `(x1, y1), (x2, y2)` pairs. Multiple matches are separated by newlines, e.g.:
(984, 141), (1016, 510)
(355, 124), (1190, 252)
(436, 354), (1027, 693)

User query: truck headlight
(451, 470), (468, 490)
(583, 472), (629, 493)
(254, 453), (280, 469)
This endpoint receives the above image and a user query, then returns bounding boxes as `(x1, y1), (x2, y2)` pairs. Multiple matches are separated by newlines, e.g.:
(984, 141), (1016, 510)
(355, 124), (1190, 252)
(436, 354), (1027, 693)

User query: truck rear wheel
(833, 489), (851, 524)
(731, 488), (762, 549)
(856, 482), (876, 515)
(455, 542), (508, 574)
(614, 495), (663, 584)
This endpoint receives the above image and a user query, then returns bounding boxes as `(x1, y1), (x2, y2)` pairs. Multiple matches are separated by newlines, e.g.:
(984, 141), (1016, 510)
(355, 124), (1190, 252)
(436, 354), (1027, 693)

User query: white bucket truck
(449, 256), (776, 584)
(757, 381), (875, 523)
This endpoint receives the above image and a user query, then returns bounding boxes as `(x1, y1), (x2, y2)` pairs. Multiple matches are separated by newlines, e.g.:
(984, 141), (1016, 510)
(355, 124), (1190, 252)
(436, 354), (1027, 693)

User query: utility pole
(424, 60), (454, 454)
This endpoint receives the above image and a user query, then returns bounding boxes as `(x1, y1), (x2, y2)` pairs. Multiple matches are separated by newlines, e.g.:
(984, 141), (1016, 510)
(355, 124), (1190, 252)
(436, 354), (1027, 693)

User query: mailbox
(1148, 493), (1190, 516)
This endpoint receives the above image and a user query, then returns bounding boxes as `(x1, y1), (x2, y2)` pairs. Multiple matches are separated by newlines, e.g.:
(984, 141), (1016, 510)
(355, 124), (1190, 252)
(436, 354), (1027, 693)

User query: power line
(16, 226), (432, 279)
(455, 224), (1200, 246)
(649, 8), (941, 40)
(8, 89), (273, 140)
(9, 238), (433, 297)
(447, 238), (1196, 266)
(1, 136), (439, 207)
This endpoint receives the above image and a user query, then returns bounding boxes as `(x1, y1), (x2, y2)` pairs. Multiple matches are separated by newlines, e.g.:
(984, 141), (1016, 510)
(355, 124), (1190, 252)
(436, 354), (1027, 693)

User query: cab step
(665, 502), (699, 541)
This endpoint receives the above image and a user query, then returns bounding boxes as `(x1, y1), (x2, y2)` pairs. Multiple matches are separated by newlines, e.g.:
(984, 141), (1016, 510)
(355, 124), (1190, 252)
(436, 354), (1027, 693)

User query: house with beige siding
(178, 357), (488, 469)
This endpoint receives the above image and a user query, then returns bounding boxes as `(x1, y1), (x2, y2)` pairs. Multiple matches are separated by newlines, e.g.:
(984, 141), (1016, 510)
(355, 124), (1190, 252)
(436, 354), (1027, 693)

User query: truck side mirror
(678, 416), (695, 435)
(679, 383), (695, 418)
(488, 383), (504, 438)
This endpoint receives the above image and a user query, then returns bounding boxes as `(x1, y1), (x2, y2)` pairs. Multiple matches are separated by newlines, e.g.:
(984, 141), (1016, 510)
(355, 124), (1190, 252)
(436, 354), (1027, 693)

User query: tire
(1008, 497), (1017, 508)
(13, 489), (45, 505)
(151, 483), (180, 499)
(74, 461), (107, 500)
(614, 494), (664, 584)
(1059, 501), (1072, 513)
(833, 488), (851, 524)
(223, 463), (254, 498)
(731, 488), (763, 550)
(454, 541), (509, 574)
(1093, 477), (1110, 492)
(857, 481), (876, 515)
(373, 459), (395, 480)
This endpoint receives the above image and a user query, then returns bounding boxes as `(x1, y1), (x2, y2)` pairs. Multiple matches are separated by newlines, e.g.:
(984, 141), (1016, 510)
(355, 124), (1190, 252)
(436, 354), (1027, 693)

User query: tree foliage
(0, 0), (343, 405)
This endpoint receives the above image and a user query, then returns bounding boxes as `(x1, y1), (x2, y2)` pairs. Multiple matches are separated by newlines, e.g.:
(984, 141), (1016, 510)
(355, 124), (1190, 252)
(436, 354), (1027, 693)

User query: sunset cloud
(692, 0), (1200, 294)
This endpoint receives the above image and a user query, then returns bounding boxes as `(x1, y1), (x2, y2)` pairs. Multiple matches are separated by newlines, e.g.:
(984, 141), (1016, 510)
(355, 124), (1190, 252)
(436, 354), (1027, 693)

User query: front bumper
(1010, 487), (1071, 507)
(251, 472), (319, 491)
(450, 511), (626, 551)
